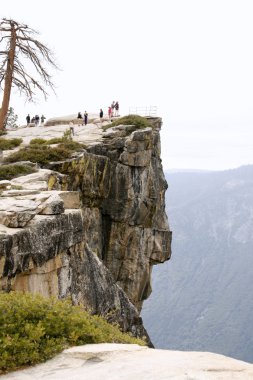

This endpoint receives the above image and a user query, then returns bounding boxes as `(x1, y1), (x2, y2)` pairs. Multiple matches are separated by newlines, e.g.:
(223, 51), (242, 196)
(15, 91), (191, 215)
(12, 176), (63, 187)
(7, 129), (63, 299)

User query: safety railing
(128, 106), (157, 117)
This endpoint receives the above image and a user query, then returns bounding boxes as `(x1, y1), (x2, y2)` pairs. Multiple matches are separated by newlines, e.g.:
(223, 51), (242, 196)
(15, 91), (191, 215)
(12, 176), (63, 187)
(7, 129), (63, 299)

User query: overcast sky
(2, 0), (253, 170)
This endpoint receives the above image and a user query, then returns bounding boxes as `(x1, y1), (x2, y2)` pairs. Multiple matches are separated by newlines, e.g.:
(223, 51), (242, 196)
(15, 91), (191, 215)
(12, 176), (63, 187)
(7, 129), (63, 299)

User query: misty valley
(142, 165), (253, 363)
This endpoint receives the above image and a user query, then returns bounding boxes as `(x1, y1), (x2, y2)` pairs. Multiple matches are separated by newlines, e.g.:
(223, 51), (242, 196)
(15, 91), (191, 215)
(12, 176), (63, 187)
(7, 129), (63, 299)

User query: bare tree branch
(0, 18), (59, 129)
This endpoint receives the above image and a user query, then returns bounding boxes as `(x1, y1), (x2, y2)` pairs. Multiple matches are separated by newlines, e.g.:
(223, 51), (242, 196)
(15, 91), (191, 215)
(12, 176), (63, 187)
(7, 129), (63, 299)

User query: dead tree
(0, 18), (58, 130)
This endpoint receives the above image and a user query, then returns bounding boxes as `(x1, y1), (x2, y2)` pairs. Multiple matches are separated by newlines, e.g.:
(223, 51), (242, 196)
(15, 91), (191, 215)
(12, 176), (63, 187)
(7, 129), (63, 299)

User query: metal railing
(128, 106), (157, 117)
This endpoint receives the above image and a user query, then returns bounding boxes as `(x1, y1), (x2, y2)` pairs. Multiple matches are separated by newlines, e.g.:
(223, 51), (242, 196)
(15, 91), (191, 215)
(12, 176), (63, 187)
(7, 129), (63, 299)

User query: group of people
(26, 114), (46, 126)
(76, 101), (119, 126)
(25, 102), (120, 129)
(77, 111), (88, 125)
(108, 101), (119, 119)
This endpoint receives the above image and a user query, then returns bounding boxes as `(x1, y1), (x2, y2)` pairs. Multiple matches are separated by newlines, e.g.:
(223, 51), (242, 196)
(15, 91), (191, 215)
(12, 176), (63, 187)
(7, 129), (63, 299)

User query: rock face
(2, 344), (253, 380)
(0, 117), (171, 342)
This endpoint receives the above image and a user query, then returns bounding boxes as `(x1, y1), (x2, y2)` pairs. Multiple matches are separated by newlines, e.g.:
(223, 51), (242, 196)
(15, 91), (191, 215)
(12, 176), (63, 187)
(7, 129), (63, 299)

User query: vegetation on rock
(46, 137), (66, 144)
(4, 107), (18, 129)
(29, 137), (78, 146)
(29, 138), (47, 145)
(0, 137), (22, 150)
(29, 130), (86, 148)
(5, 140), (85, 166)
(0, 164), (37, 180)
(58, 141), (86, 151)
(62, 128), (73, 141)
(0, 292), (145, 373)
(104, 115), (152, 131)
(4, 145), (70, 165)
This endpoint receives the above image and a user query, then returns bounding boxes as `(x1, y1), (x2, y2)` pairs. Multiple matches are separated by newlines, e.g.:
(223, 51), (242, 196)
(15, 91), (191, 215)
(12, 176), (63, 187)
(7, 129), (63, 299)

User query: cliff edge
(0, 116), (171, 343)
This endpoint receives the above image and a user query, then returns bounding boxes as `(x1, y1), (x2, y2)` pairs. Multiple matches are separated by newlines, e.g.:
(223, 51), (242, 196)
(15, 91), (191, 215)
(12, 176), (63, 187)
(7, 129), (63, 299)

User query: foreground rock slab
(2, 344), (253, 380)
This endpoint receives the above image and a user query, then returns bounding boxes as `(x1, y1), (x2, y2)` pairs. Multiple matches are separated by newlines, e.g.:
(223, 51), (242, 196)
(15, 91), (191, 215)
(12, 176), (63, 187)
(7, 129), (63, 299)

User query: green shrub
(62, 128), (73, 142)
(45, 137), (64, 144)
(5, 141), (86, 166)
(0, 164), (37, 180)
(104, 115), (152, 131)
(29, 138), (47, 145)
(0, 130), (7, 136)
(0, 138), (23, 150)
(5, 145), (72, 166)
(57, 141), (86, 151)
(0, 292), (145, 373)
(25, 143), (45, 150)
(29, 137), (65, 145)
(30, 135), (81, 147)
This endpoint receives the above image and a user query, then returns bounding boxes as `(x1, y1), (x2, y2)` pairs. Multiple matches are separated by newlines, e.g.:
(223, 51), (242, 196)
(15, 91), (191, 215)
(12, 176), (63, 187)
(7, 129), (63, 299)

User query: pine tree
(4, 107), (18, 129)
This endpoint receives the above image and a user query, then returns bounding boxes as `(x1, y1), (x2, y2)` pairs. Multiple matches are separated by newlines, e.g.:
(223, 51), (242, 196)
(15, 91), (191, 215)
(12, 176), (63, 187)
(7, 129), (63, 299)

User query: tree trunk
(0, 23), (16, 130)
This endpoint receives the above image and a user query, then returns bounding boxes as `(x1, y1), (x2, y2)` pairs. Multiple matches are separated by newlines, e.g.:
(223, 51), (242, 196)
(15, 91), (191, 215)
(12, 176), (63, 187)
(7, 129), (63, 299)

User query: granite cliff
(0, 116), (171, 343)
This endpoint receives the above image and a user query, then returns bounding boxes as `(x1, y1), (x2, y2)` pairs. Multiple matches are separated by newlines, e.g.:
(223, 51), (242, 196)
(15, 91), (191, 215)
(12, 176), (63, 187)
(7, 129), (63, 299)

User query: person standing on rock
(26, 114), (30, 126)
(69, 122), (74, 136)
(77, 112), (83, 126)
(108, 106), (112, 120)
(115, 101), (119, 117)
(84, 111), (88, 126)
(35, 115), (40, 126)
(111, 101), (115, 117)
(99, 109), (103, 124)
(40, 115), (46, 125)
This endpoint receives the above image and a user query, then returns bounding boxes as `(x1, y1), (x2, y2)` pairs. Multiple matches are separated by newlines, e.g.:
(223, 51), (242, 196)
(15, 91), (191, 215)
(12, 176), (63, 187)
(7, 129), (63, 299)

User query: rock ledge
(2, 344), (253, 380)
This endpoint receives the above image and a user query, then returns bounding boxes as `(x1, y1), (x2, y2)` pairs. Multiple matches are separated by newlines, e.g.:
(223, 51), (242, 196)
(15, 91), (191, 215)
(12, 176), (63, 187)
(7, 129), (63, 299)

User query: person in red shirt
(108, 106), (112, 120)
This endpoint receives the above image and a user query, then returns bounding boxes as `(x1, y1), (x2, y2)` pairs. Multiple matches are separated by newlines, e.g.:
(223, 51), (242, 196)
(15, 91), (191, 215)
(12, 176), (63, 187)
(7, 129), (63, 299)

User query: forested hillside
(142, 166), (253, 363)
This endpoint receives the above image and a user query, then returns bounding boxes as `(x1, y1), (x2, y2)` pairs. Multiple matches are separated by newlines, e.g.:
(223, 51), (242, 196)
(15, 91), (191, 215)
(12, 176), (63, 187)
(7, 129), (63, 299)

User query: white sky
(1, 0), (253, 170)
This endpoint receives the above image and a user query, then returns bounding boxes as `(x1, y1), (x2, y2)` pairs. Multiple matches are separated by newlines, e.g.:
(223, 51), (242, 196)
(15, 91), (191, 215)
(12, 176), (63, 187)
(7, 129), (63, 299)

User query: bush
(5, 140), (86, 166)
(5, 145), (72, 166)
(45, 137), (64, 144)
(0, 292), (145, 373)
(57, 141), (86, 151)
(0, 164), (37, 180)
(0, 138), (22, 150)
(29, 138), (47, 145)
(29, 137), (65, 145)
(29, 135), (82, 147)
(62, 128), (73, 142)
(104, 115), (152, 131)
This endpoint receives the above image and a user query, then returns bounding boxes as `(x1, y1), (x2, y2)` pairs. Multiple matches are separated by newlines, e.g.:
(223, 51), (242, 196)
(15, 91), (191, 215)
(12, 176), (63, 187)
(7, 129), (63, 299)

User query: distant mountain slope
(142, 165), (253, 363)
